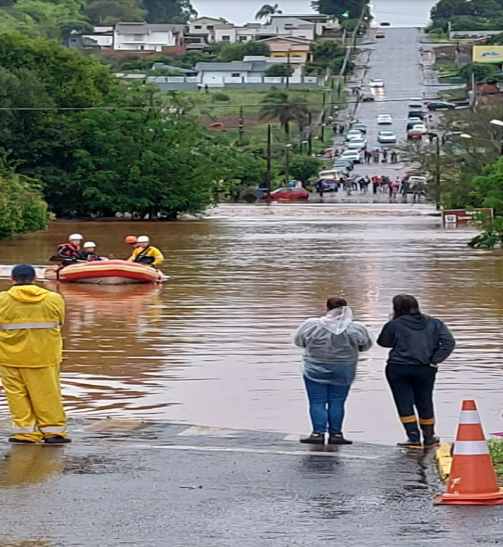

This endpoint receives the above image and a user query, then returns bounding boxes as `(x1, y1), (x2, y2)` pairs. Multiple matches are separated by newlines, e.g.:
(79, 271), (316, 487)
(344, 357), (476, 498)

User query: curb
(435, 443), (452, 481)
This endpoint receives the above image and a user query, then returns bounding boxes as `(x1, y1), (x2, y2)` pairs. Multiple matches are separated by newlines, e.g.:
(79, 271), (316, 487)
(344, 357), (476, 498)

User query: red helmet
(125, 236), (137, 244)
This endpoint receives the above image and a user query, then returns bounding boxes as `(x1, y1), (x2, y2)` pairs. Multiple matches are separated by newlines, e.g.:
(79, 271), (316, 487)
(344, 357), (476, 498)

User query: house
(188, 17), (225, 41)
(264, 14), (338, 36)
(263, 16), (316, 42)
(214, 22), (262, 43)
(114, 22), (185, 52)
(78, 26), (114, 49)
(257, 36), (313, 62)
(195, 60), (302, 85)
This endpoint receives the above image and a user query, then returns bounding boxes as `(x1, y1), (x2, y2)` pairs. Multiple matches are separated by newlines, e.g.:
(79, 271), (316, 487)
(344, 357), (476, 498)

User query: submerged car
(377, 114), (393, 124)
(346, 129), (363, 141)
(362, 93), (375, 102)
(376, 32), (385, 38)
(377, 131), (397, 143)
(407, 127), (423, 139)
(351, 123), (367, 134)
(409, 98), (423, 108)
(347, 137), (367, 150)
(340, 150), (361, 163)
(369, 79), (385, 88)
(267, 187), (309, 201)
(427, 101), (456, 111)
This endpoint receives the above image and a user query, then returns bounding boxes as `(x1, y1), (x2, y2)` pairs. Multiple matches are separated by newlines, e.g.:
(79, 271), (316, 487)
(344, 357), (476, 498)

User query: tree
(255, 3), (282, 20)
(84, 0), (146, 25)
(471, 157), (503, 215)
(312, 40), (344, 63)
(312, 0), (368, 20)
(290, 156), (322, 186)
(459, 63), (502, 84)
(217, 41), (270, 62)
(141, 0), (196, 23)
(265, 64), (294, 77)
(0, 160), (49, 239)
(259, 90), (310, 141)
(485, 31), (503, 45)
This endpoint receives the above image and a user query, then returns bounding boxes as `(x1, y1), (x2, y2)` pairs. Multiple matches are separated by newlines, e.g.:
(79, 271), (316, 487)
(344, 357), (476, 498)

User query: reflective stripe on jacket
(0, 285), (65, 368)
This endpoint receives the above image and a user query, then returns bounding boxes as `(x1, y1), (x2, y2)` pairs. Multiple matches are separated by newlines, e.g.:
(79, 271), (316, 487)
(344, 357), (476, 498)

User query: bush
(211, 92), (231, 102)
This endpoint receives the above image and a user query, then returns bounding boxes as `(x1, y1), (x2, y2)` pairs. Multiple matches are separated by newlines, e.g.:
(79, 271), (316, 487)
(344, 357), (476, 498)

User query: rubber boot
(421, 423), (440, 449)
(44, 436), (72, 445)
(299, 433), (325, 445)
(397, 422), (422, 449)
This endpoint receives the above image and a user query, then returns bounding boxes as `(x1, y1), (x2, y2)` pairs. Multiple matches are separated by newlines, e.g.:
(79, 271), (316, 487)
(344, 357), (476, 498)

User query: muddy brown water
(0, 203), (502, 444)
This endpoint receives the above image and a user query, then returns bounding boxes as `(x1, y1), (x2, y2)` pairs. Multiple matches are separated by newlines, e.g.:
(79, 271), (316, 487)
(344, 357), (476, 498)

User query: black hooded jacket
(377, 314), (455, 366)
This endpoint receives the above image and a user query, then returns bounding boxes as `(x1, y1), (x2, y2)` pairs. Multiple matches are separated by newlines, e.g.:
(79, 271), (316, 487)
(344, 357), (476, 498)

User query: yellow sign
(473, 45), (503, 63)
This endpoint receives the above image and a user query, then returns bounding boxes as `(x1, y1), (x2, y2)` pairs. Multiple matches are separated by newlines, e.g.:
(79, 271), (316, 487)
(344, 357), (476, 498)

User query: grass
(488, 439), (503, 476)
(439, 88), (468, 102)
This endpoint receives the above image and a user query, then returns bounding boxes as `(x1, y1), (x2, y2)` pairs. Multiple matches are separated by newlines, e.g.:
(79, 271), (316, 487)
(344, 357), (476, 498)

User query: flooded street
(0, 204), (501, 443)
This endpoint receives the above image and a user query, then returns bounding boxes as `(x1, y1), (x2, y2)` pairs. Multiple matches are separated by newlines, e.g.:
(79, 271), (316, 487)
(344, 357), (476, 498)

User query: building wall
(189, 18), (221, 36)
(114, 30), (176, 51)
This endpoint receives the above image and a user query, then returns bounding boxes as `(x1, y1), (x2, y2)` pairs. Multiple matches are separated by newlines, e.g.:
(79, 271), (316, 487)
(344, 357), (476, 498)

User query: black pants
(385, 364), (436, 427)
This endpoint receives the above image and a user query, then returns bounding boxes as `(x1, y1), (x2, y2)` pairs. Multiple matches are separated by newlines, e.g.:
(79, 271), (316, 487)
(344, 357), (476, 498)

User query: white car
(346, 129), (363, 141)
(340, 150), (360, 163)
(347, 137), (367, 150)
(409, 98), (423, 108)
(377, 114), (393, 124)
(377, 131), (397, 143)
(369, 79), (384, 88)
(413, 123), (427, 134)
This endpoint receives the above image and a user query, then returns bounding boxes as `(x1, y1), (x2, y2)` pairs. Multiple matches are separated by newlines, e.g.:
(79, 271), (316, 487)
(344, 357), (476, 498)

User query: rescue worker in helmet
(127, 235), (164, 267)
(81, 242), (102, 262)
(125, 235), (138, 250)
(57, 234), (84, 262)
(0, 264), (70, 444)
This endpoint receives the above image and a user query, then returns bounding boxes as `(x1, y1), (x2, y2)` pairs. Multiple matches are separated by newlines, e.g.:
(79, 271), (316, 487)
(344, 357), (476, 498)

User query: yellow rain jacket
(127, 246), (164, 267)
(0, 285), (65, 368)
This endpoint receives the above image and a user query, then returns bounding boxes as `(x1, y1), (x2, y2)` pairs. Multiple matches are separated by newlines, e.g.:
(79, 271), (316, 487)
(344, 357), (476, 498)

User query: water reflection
(0, 206), (502, 443)
(0, 445), (63, 487)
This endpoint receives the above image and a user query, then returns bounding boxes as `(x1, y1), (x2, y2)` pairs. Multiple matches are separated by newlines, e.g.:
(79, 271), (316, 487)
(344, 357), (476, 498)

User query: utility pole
(266, 124), (272, 204)
(286, 51), (291, 89)
(435, 135), (441, 210)
(285, 144), (291, 184)
(238, 106), (244, 145)
(308, 112), (313, 155)
(320, 92), (326, 143)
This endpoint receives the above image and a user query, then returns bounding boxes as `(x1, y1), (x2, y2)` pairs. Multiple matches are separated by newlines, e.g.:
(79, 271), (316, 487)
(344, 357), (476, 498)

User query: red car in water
(263, 187), (310, 201)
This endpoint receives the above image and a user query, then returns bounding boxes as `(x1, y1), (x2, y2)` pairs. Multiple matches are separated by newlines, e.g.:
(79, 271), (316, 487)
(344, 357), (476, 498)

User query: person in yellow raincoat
(127, 235), (164, 267)
(0, 264), (70, 444)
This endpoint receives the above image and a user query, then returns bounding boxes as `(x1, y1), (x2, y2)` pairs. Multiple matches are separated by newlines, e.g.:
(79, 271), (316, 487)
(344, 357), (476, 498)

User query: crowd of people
(56, 234), (164, 267)
(317, 175), (409, 201)
(294, 295), (455, 448)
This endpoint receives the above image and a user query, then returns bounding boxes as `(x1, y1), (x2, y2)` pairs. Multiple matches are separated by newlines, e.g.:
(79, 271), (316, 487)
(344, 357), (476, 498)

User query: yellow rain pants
(0, 364), (68, 442)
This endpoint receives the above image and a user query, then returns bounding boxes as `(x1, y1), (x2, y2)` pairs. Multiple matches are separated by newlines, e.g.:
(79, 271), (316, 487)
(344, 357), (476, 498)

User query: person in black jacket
(377, 294), (455, 449)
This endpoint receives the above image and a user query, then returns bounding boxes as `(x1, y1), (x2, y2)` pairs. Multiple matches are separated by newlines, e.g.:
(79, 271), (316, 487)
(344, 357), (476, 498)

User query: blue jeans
(303, 377), (351, 435)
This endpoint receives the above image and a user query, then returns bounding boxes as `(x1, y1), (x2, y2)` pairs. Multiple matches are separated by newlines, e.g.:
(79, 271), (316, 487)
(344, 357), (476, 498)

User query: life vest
(57, 243), (81, 260)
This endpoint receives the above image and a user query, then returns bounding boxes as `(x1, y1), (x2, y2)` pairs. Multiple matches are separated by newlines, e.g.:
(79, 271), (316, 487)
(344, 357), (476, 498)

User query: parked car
(376, 32), (385, 38)
(407, 127), (423, 139)
(408, 110), (427, 120)
(266, 187), (309, 201)
(377, 131), (397, 143)
(380, 21), (391, 26)
(406, 120), (422, 131)
(333, 160), (353, 173)
(409, 98), (423, 108)
(427, 101), (456, 111)
(412, 123), (427, 135)
(362, 93), (375, 102)
(377, 114), (393, 124)
(351, 123), (367, 134)
(369, 79), (385, 88)
(346, 129), (363, 141)
(340, 150), (361, 163)
(347, 137), (367, 150)
(318, 179), (339, 192)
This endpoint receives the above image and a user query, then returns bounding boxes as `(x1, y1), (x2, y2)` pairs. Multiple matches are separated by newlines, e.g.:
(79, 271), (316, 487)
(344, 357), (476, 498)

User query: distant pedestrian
(339, 124), (345, 135)
(316, 179), (324, 198)
(373, 150), (379, 163)
(377, 295), (455, 449)
(382, 149), (388, 162)
(294, 297), (373, 445)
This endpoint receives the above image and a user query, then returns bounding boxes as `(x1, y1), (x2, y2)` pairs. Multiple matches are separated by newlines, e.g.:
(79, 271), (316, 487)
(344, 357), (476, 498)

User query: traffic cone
(435, 400), (503, 506)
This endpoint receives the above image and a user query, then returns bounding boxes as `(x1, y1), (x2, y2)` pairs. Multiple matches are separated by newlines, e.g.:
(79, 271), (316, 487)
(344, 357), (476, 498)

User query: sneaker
(423, 436), (440, 449)
(44, 436), (72, 444)
(397, 439), (422, 449)
(8, 437), (37, 444)
(328, 434), (353, 445)
(299, 433), (325, 445)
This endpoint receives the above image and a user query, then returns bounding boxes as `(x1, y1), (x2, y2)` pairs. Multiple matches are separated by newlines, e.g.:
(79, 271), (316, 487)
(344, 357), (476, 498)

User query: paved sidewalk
(0, 420), (502, 547)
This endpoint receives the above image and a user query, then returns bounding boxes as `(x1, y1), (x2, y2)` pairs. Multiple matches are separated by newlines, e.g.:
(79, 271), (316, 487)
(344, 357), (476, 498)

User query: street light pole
(266, 124), (272, 204)
(434, 135), (441, 210)
(285, 144), (292, 184)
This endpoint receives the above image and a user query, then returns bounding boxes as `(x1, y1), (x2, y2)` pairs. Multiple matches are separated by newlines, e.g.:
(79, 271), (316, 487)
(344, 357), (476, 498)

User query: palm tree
(259, 90), (309, 142)
(255, 3), (283, 20)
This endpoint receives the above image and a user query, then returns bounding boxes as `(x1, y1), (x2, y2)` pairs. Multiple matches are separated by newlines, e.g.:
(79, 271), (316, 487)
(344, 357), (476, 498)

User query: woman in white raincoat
(294, 297), (373, 445)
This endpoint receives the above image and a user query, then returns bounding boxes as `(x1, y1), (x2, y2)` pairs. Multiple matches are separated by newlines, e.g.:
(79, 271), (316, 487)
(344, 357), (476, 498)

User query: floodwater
(0, 204), (502, 444)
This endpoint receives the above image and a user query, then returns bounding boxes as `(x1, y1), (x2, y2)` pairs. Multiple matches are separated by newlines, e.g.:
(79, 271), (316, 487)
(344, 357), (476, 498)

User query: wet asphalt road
(0, 421), (502, 546)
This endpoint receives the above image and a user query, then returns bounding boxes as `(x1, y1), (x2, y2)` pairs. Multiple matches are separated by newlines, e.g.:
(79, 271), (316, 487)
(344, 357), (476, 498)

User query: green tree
(459, 63), (502, 84)
(485, 31), (503, 44)
(141, 0), (196, 23)
(259, 90), (310, 141)
(217, 41), (270, 62)
(84, 0), (146, 25)
(0, 161), (49, 239)
(255, 3), (282, 20)
(470, 157), (503, 214)
(265, 64), (294, 77)
(312, 0), (368, 20)
(312, 40), (344, 62)
(289, 156), (322, 186)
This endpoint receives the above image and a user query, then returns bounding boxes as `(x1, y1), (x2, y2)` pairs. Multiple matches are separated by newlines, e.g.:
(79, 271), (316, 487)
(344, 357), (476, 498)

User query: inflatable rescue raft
(45, 259), (164, 285)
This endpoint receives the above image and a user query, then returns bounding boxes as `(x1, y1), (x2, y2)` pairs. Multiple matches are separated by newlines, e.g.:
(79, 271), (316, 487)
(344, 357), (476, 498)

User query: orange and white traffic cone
(435, 400), (503, 506)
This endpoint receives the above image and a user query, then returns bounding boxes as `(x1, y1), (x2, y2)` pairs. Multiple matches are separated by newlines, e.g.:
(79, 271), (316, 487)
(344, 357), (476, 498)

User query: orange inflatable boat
(45, 260), (164, 285)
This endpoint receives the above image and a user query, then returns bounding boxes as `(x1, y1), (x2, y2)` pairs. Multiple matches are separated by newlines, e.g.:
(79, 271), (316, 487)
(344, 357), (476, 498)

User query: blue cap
(11, 264), (36, 281)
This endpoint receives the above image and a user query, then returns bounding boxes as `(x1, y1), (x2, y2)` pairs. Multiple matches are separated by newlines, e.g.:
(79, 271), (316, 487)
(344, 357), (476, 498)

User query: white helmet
(137, 236), (150, 244)
(69, 233), (84, 241)
(83, 241), (96, 249)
